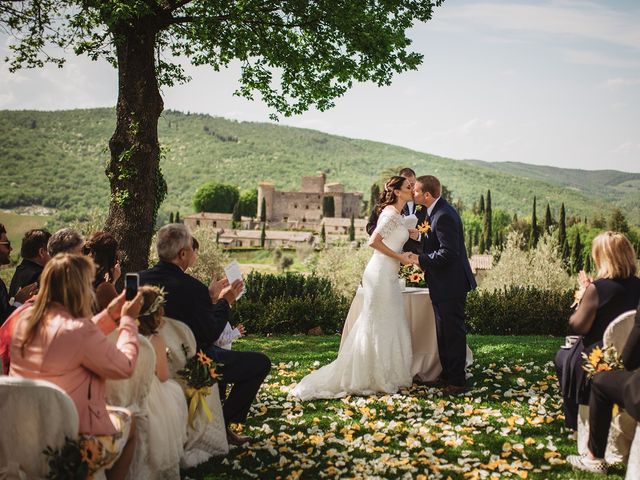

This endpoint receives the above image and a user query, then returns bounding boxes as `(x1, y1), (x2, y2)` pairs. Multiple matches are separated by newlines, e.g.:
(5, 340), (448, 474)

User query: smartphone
(125, 273), (139, 301)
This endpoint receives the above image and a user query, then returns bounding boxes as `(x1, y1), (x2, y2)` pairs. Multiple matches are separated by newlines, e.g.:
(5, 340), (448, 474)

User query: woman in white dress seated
(137, 286), (188, 474)
(292, 175), (415, 400)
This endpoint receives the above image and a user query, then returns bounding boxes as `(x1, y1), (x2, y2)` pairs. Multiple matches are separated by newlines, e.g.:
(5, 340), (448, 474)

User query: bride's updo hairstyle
(376, 175), (406, 214)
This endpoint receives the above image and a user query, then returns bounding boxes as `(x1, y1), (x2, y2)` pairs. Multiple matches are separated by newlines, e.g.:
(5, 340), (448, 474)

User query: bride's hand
(399, 252), (413, 265)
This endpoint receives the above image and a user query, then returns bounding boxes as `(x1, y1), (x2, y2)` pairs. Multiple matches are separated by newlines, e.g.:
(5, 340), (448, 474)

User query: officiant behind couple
(292, 173), (475, 401)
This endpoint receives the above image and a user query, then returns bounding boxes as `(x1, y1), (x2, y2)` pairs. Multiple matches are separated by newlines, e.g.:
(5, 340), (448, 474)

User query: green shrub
(232, 271), (349, 334)
(465, 286), (573, 336)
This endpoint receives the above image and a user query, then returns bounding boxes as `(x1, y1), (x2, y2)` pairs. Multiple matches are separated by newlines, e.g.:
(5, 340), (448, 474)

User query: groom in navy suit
(408, 175), (476, 394)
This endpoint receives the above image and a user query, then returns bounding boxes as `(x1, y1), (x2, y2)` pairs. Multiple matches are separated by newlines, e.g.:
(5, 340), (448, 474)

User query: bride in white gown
(292, 175), (415, 400)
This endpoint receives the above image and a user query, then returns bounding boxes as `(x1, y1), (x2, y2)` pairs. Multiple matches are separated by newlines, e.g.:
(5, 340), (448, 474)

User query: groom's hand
(408, 228), (419, 241)
(399, 252), (414, 265)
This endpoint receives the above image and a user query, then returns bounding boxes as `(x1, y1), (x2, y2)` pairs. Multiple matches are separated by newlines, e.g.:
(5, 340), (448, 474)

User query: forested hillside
(1, 108), (637, 225)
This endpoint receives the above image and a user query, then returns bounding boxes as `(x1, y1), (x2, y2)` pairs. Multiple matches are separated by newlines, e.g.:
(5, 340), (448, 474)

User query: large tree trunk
(105, 21), (165, 276)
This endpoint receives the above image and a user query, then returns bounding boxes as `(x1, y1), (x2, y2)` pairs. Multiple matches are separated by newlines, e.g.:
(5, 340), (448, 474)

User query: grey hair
(157, 224), (192, 262)
(47, 228), (85, 256)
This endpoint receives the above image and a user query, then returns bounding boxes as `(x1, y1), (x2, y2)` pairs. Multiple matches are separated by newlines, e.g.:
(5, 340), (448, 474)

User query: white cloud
(562, 49), (640, 69)
(436, 1), (640, 50)
(603, 78), (640, 89)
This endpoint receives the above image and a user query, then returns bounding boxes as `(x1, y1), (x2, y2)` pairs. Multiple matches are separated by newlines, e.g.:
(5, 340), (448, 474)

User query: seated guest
(9, 229), (51, 297)
(555, 231), (640, 432)
(139, 224), (271, 446)
(137, 285), (188, 473)
(567, 303), (640, 474)
(47, 228), (84, 256)
(83, 231), (121, 311)
(10, 254), (143, 480)
(0, 224), (38, 326)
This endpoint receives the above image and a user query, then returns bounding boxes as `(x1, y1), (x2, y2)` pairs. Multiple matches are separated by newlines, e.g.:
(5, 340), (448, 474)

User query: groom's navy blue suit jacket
(418, 198), (476, 303)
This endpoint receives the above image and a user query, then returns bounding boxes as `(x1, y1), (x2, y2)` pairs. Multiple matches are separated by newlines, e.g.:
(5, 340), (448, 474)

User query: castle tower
(257, 182), (275, 221)
(300, 173), (326, 193)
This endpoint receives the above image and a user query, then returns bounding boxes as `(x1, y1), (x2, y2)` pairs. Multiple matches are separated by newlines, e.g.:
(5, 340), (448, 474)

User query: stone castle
(257, 174), (362, 225)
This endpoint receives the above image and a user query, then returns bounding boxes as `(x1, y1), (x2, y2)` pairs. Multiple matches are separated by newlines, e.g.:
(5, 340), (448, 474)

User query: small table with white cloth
(339, 286), (473, 382)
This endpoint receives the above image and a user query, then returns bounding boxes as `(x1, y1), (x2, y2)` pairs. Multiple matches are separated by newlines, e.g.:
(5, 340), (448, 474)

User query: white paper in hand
(224, 260), (246, 300)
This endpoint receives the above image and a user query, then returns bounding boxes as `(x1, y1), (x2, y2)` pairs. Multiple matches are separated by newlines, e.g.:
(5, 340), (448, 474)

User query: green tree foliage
(370, 183), (381, 210)
(348, 214), (355, 242)
(571, 230), (584, 274)
(529, 196), (539, 250)
(479, 194), (485, 215)
(609, 208), (630, 234)
(320, 223), (326, 245)
(260, 197), (267, 222)
(193, 182), (239, 213)
(238, 189), (258, 218)
(558, 203), (567, 249)
(483, 189), (492, 251)
(175, 211), (181, 223)
(544, 203), (553, 235)
(169, 211), (174, 223)
(1, 0), (443, 272)
(322, 196), (335, 218)
(584, 251), (592, 273)
(232, 201), (241, 228)
(441, 184), (453, 204)
(260, 222), (266, 248)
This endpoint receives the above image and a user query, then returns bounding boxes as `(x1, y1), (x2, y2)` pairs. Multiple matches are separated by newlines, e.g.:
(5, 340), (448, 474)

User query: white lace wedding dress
(292, 206), (413, 400)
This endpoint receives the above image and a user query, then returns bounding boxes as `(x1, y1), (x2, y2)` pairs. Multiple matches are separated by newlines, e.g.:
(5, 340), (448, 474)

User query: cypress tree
(260, 222), (266, 248)
(479, 233), (486, 254)
(483, 189), (492, 251)
(370, 183), (380, 210)
(571, 231), (583, 273)
(562, 238), (570, 265)
(529, 196), (539, 249)
(473, 226), (480, 247)
(175, 211), (180, 223)
(215, 230), (220, 244)
(466, 228), (473, 255)
(479, 194), (485, 215)
(348, 214), (355, 241)
(260, 197), (267, 222)
(320, 223), (326, 244)
(232, 201), (241, 228)
(558, 203), (567, 249)
(169, 211), (174, 223)
(544, 203), (553, 235)
(584, 251), (592, 273)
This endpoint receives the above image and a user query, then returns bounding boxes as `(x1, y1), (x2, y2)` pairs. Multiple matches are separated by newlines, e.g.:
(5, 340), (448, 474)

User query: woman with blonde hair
(555, 231), (640, 432)
(10, 253), (143, 480)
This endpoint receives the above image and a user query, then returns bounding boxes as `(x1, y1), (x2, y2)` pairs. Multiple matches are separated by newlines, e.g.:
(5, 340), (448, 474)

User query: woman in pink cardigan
(10, 253), (142, 480)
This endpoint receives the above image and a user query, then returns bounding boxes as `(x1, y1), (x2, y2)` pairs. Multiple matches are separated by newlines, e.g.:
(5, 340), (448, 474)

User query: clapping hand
(236, 324), (246, 336)
(577, 270), (593, 289)
(15, 282), (38, 304)
(220, 279), (245, 306)
(209, 277), (229, 302)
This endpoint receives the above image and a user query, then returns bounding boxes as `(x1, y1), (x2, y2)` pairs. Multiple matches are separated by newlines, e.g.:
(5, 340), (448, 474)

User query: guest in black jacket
(9, 229), (51, 297)
(567, 302), (640, 474)
(555, 232), (640, 433)
(139, 224), (271, 446)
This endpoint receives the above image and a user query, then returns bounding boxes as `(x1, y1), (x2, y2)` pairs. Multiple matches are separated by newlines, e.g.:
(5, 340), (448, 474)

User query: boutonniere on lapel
(417, 219), (431, 236)
(415, 205), (423, 213)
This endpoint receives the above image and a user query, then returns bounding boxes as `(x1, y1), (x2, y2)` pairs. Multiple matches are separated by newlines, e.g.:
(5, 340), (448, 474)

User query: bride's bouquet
(399, 264), (426, 288)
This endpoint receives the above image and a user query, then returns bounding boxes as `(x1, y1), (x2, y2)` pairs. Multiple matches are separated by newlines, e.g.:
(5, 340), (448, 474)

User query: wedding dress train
(292, 207), (413, 400)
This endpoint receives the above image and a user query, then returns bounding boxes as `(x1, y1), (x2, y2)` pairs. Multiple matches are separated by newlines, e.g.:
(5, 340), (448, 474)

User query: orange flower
(417, 220), (431, 234)
(197, 350), (213, 367)
(597, 363), (612, 372)
(210, 368), (221, 381)
(588, 347), (603, 366)
(80, 438), (100, 470)
(409, 272), (423, 283)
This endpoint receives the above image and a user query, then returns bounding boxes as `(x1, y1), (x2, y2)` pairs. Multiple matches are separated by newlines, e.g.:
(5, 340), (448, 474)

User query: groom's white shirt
(406, 201), (415, 215)
(427, 197), (441, 217)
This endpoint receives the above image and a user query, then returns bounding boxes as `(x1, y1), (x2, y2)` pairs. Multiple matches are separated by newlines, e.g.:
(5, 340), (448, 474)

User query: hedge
(465, 286), (574, 336)
(232, 273), (575, 336)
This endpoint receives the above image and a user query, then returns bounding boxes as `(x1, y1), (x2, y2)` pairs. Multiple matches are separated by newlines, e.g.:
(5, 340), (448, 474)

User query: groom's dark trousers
(432, 295), (468, 387)
(418, 198), (476, 387)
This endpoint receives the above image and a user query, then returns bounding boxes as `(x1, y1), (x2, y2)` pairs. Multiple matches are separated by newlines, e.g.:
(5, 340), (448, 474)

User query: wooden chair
(577, 309), (637, 464)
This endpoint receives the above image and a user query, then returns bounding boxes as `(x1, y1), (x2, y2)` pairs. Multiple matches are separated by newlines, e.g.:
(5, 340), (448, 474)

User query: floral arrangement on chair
(177, 344), (222, 427)
(399, 264), (426, 288)
(582, 345), (624, 379)
(43, 436), (96, 479)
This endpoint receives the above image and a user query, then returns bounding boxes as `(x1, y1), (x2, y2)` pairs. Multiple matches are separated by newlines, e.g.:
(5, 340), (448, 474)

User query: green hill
(0, 108), (638, 225)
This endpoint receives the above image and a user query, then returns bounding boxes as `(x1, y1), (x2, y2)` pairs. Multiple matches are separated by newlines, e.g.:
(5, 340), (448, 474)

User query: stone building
(257, 174), (362, 226)
(184, 212), (256, 231)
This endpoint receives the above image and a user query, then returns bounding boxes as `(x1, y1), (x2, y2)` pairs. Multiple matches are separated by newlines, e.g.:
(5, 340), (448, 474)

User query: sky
(1, 0), (639, 173)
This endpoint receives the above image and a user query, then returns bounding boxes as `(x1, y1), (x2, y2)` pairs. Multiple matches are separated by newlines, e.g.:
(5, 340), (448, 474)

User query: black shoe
(226, 428), (253, 447)
(415, 376), (447, 387)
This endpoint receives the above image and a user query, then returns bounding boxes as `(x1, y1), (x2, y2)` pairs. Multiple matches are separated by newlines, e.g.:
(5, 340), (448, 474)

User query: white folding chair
(577, 309), (637, 464)
(0, 377), (81, 479)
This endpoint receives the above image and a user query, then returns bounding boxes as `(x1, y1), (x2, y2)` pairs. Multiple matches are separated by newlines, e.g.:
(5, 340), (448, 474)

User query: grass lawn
(183, 335), (627, 479)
